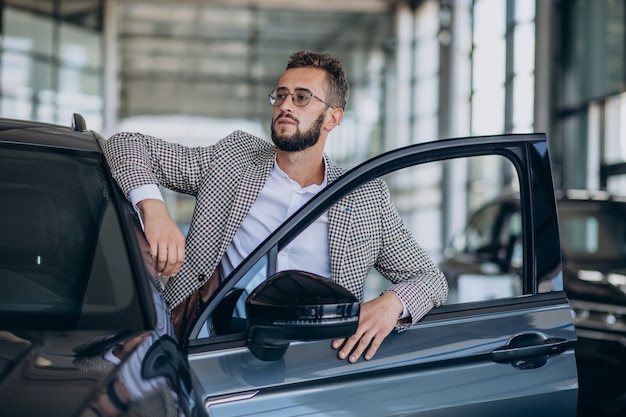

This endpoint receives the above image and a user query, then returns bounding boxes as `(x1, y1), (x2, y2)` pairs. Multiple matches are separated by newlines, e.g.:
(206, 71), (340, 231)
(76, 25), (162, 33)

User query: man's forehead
(276, 67), (327, 90)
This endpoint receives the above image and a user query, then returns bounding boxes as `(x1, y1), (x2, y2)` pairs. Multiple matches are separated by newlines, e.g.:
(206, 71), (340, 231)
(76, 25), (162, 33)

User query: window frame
(187, 133), (562, 349)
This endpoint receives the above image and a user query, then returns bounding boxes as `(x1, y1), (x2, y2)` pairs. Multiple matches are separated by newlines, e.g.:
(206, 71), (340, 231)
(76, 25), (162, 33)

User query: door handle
(205, 391), (259, 409)
(491, 333), (572, 369)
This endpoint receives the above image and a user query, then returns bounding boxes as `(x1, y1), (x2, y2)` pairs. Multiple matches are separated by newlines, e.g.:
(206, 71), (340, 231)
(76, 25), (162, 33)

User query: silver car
(0, 116), (577, 417)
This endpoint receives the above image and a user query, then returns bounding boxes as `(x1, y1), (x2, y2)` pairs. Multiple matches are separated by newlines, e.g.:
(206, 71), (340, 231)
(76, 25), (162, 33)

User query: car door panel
(190, 293), (576, 417)
(186, 134), (578, 416)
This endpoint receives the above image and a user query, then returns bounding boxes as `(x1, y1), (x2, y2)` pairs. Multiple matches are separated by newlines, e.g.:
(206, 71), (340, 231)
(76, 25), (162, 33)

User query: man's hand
(137, 199), (185, 277)
(332, 292), (404, 363)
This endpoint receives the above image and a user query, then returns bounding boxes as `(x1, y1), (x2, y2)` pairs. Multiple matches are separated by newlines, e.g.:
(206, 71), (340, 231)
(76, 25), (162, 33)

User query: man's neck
(275, 148), (326, 188)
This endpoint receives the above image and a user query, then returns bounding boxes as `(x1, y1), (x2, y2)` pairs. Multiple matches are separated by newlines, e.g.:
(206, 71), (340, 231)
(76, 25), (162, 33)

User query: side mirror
(245, 270), (360, 361)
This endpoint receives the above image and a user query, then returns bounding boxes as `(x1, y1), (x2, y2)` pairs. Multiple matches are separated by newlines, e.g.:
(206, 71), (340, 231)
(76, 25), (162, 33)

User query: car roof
(0, 116), (103, 153)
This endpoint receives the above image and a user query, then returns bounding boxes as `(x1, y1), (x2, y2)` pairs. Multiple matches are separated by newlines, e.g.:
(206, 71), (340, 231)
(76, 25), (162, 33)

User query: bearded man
(103, 50), (448, 363)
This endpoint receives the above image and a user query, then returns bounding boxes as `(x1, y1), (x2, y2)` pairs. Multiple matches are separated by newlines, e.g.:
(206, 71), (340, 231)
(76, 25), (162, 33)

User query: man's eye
(276, 93), (288, 99)
(296, 93), (310, 101)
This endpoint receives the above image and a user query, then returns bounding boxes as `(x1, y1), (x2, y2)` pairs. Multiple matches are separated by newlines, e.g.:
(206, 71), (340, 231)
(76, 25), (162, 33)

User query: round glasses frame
(268, 88), (335, 108)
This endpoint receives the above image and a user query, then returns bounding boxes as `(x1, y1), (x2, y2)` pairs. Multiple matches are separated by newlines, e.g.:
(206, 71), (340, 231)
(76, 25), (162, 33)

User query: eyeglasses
(268, 87), (335, 108)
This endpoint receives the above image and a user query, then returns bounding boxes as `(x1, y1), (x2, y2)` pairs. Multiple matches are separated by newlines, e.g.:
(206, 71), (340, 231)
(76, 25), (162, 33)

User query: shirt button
(197, 274), (206, 282)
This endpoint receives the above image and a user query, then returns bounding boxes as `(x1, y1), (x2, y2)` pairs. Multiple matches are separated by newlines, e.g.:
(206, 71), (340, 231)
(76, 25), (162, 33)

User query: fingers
(140, 199), (186, 277)
(332, 293), (404, 363)
(332, 338), (345, 350)
(154, 240), (185, 277)
(333, 332), (383, 363)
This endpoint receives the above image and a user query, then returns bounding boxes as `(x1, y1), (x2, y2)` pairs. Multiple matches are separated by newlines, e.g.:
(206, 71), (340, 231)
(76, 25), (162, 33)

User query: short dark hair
(286, 50), (349, 110)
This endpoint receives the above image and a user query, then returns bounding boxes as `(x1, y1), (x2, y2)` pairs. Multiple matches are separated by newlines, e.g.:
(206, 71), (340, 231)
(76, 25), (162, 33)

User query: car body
(0, 116), (579, 416)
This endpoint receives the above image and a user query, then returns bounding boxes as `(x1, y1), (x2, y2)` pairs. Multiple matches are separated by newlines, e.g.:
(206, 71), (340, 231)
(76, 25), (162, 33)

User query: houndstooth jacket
(103, 130), (448, 327)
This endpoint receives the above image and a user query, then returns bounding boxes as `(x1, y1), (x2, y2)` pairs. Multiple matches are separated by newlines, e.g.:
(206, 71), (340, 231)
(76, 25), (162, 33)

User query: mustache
(275, 112), (298, 123)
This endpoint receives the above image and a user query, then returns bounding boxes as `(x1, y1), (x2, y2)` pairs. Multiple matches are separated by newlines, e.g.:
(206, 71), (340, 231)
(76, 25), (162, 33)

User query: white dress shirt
(130, 158), (408, 319)
(219, 160), (331, 279)
(129, 159), (331, 280)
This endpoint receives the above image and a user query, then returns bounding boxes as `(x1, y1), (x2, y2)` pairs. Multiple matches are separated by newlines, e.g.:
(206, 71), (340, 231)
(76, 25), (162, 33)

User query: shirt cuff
(128, 184), (164, 230)
(399, 303), (409, 319)
(383, 289), (409, 320)
(129, 184), (164, 210)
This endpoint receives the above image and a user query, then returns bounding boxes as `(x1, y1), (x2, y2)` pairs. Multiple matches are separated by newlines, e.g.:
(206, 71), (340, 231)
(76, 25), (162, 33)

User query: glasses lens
(269, 88), (288, 107)
(268, 88), (316, 107)
(293, 89), (312, 106)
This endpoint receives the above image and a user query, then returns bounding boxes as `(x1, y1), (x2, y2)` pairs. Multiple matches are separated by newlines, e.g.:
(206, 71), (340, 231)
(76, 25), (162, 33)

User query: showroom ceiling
(116, 0), (401, 121)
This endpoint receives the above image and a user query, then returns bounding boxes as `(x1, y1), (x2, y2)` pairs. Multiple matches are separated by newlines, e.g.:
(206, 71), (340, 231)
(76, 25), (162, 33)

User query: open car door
(186, 134), (578, 417)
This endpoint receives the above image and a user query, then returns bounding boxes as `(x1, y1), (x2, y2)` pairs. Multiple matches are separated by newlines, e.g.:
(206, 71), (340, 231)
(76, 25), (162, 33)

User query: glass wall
(471, 0), (535, 136)
(555, 0), (626, 193)
(603, 94), (626, 194)
(468, 0), (535, 210)
(0, 1), (104, 130)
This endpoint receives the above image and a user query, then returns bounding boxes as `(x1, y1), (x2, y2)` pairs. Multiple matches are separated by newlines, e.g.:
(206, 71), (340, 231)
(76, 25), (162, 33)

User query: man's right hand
(137, 199), (186, 277)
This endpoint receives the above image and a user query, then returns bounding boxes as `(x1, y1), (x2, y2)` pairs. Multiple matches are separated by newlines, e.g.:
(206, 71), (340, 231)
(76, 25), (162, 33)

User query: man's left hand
(332, 292), (404, 363)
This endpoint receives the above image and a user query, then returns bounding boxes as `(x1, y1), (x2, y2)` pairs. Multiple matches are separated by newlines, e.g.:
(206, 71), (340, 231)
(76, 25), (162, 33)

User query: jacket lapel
(326, 158), (353, 284)
(218, 147), (276, 256)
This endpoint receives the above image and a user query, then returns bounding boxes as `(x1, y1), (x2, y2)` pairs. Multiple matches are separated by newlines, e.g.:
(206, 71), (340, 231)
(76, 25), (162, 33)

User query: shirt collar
(272, 155), (328, 192)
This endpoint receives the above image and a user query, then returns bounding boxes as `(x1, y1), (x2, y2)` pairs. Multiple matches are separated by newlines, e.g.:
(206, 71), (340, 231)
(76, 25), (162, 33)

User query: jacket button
(197, 274), (206, 282)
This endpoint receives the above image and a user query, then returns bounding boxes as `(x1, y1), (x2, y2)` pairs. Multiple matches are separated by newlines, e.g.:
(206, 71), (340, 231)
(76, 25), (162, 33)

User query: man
(104, 50), (447, 363)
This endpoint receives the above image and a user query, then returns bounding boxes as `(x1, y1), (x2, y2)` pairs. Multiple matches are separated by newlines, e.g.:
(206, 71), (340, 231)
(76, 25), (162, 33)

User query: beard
(270, 112), (325, 152)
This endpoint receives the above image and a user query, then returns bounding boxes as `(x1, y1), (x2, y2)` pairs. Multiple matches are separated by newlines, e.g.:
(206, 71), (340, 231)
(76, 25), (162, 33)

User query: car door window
(383, 155), (523, 304)
(193, 154), (531, 341)
(463, 204), (501, 253)
(198, 255), (269, 337)
(0, 147), (145, 331)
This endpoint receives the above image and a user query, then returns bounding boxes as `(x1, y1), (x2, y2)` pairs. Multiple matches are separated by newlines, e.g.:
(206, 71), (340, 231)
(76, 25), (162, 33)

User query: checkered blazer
(104, 130), (448, 327)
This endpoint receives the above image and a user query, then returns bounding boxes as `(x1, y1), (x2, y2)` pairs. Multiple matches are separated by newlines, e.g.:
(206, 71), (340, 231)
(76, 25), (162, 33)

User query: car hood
(0, 289), (203, 417)
(563, 257), (626, 306)
(0, 328), (199, 417)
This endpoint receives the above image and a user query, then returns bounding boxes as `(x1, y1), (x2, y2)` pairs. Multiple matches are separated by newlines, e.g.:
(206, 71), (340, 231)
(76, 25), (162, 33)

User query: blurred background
(1, 0), (624, 249)
(1, 1), (625, 415)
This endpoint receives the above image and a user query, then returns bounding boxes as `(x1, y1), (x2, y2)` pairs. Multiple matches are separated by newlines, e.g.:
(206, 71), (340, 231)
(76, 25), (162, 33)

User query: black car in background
(439, 189), (626, 416)
(440, 189), (626, 340)
(0, 117), (580, 416)
(554, 191), (626, 340)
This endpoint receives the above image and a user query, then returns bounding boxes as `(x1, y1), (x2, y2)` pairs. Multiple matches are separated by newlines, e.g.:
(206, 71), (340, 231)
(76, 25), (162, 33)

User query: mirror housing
(245, 270), (360, 361)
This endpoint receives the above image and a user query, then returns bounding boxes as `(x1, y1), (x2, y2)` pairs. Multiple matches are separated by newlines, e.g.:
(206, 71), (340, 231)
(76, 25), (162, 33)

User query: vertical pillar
(534, 0), (553, 137)
(103, 0), (119, 136)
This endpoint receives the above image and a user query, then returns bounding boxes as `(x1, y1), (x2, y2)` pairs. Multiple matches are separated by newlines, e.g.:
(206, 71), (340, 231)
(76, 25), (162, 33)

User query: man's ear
(325, 107), (344, 131)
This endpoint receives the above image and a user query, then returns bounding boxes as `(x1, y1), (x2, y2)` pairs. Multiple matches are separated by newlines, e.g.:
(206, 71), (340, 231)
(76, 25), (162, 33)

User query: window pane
(472, 42), (506, 90)
(472, 89), (505, 135)
(0, 146), (143, 330)
(515, 0), (535, 23)
(514, 23), (535, 75)
(438, 155), (523, 304)
(559, 202), (626, 261)
(3, 7), (54, 56)
(369, 155), (524, 305)
(59, 22), (103, 69)
(513, 74), (534, 132)
(473, 0), (505, 43)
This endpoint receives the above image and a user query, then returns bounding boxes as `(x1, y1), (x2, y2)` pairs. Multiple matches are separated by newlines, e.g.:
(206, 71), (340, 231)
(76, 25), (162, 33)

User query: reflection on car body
(0, 116), (579, 416)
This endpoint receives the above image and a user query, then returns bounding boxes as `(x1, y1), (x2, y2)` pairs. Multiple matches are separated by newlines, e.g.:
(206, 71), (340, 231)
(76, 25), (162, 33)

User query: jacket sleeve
(372, 180), (449, 330)
(103, 131), (213, 199)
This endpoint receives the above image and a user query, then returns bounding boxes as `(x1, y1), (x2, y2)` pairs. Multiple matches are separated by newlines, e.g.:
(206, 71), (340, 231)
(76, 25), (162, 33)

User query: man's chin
(272, 139), (298, 152)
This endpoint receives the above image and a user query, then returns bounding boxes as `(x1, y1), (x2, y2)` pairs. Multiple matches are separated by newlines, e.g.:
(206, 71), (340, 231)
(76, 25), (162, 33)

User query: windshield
(0, 145), (143, 330)
(558, 201), (626, 262)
